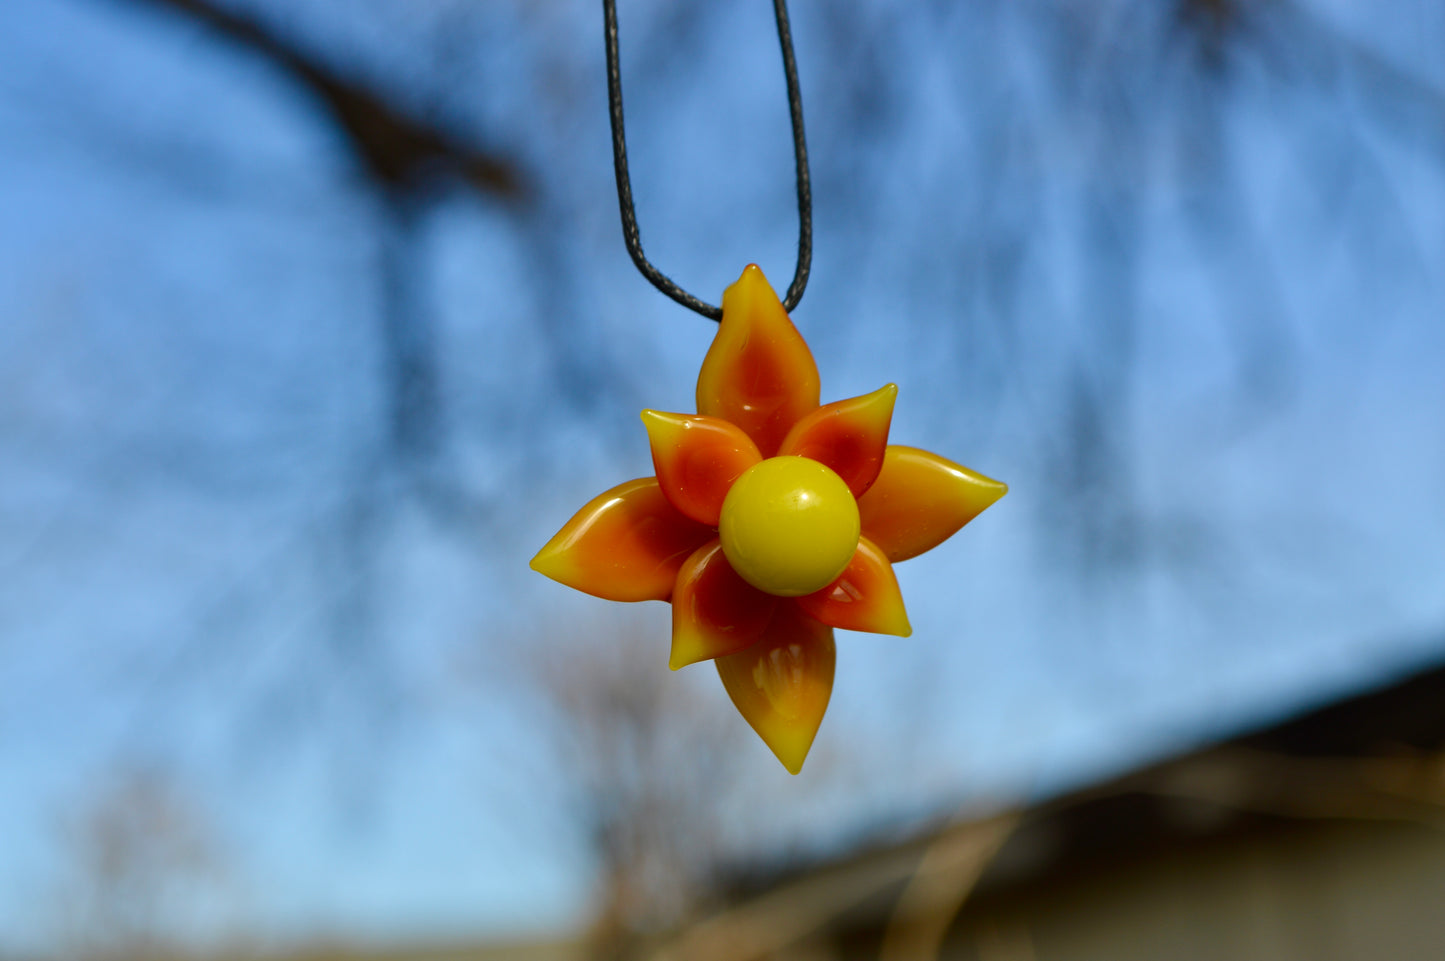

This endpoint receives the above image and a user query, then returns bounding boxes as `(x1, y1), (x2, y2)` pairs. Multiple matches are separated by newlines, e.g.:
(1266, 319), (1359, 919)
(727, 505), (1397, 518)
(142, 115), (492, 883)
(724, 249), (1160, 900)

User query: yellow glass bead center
(719, 456), (860, 597)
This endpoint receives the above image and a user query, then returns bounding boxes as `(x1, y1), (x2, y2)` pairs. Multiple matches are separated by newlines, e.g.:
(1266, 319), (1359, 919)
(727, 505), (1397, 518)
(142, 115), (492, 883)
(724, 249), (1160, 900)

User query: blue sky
(3, 0), (1445, 953)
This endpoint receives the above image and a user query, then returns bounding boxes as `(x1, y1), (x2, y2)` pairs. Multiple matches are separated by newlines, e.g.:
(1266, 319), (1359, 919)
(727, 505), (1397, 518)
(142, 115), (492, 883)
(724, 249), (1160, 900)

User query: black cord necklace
(602, 0), (813, 321)
(536, 2), (1007, 776)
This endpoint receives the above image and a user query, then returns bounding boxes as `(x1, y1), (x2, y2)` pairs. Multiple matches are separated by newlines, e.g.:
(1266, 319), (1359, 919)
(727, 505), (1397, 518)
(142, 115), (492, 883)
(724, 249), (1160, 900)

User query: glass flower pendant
(532, 265), (1006, 773)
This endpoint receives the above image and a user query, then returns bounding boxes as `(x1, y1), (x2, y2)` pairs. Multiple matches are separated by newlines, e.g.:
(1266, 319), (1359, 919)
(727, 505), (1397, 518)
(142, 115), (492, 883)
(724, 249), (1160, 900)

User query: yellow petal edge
(858, 446), (1007, 563)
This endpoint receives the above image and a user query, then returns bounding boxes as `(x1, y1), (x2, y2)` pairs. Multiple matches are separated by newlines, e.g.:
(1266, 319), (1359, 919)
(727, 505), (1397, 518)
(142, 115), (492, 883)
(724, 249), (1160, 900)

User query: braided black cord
(603, 0), (813, 321)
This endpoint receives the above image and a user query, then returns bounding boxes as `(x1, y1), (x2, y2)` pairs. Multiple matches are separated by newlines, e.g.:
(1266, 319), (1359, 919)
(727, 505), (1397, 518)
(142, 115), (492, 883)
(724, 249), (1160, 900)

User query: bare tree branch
(117, 0), (528, 197)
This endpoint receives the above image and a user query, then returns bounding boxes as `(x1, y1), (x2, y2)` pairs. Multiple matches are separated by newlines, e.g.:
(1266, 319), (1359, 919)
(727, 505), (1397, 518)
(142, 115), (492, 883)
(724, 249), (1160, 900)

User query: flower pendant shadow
(532, 265), (1005, 773)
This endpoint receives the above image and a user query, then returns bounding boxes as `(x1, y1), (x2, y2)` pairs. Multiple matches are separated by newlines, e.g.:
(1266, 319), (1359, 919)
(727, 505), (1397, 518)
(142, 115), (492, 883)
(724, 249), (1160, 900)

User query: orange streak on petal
(779, 384), (897, 498)
(641, 411), (761, 527)
(716, 604), (834, 774)
(797, 537), (911, 637)
(670, 540), (777, 669)
(857, 446), (1007, 563)
(531, 478), (713, 602)
(697, 264), (820, 457)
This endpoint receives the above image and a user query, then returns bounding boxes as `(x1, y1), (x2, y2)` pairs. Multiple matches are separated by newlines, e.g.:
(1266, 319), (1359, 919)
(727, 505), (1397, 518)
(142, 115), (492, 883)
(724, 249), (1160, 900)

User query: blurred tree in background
(49, 768), (240, 961)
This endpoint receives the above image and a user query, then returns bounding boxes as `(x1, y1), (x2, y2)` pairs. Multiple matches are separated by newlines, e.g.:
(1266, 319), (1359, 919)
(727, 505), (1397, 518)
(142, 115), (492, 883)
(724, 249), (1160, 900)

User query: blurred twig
(648, 811), (1019, 961)
(1263, 0), (1445, 166)
(118, 0), (527, 197)
(878, 812), (1020, 961)
(50, 767), (243, 961)
(1144, 746), (1445, 831)
(525, 618), (758, 959)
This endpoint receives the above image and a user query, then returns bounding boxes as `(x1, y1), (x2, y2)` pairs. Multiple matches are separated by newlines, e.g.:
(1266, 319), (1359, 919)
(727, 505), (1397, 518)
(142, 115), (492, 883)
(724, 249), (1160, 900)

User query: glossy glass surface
(796, 536), (911, 637)
(696, 264), (820, 457)
(529, 477), (711, 602)
(670, 539), (778, 669)
(641, 410), (761, 527)
(715, 605), (835, 775)
(719, 456), (860, 597)
(778, 383), (897, 498)
(856, 446), (1008, 563)
(532, 264), (1006, 772)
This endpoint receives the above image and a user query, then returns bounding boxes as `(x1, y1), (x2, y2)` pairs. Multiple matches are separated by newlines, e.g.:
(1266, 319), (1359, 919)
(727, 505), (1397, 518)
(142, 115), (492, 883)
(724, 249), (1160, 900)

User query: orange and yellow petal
(641, 411), (761, 527)
(696, 265), (820, 457)
(716, 604), (835, 774)
(531, 478), (714, 602)
(797, 536), (911, 637)
(857, 446), (1007, 563)
(670, 540), (778, 669)
(778, 384), (897, 498)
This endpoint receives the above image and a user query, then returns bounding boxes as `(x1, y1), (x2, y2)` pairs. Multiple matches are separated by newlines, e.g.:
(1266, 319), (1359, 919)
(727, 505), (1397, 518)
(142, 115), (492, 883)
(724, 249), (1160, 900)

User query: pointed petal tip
(529, 536), (572, 583)
(975, 475), (1008, 510)
(755, 720), (815, 774)
(881, 610), (915, 637)
(973, 468), (1008, 495)
(667, 627), (713, 671)
(809, 594), (912, 637)
(860, 383), (899, 415)
(668, 633), (751, 672)
(528, 545), (555, 575)
(765, 722), (819, 774)
(638, 409), (674, 446)
(724, 263), (779, 305)
(639, 409), (688, 447)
